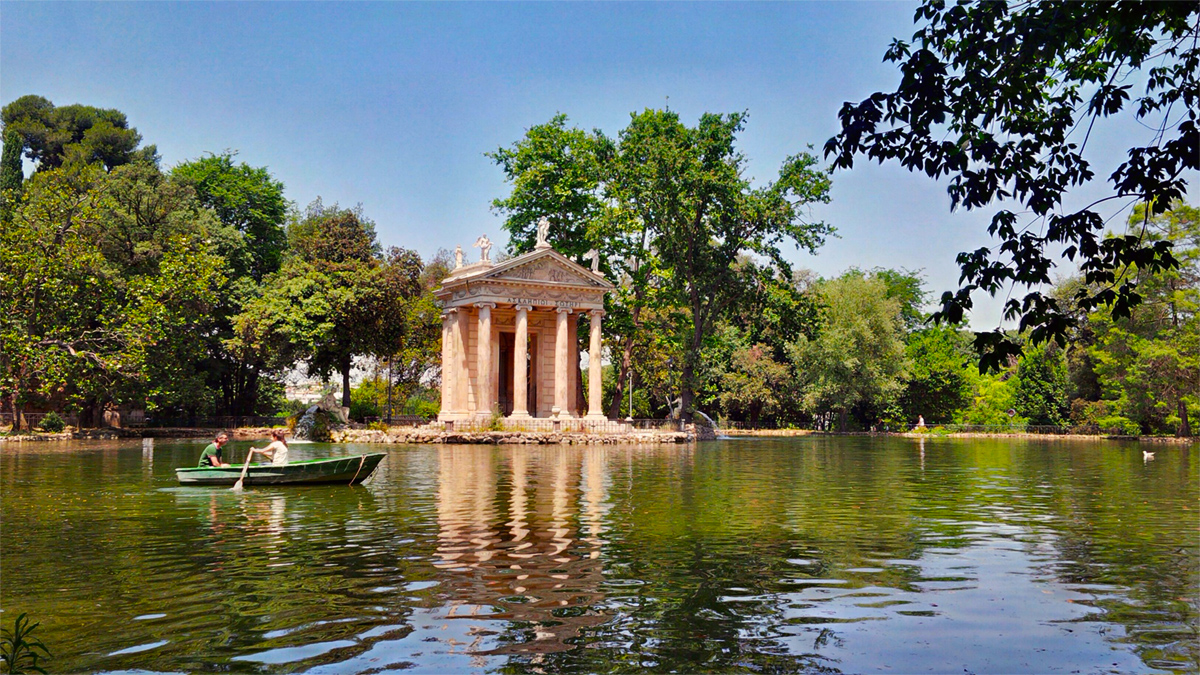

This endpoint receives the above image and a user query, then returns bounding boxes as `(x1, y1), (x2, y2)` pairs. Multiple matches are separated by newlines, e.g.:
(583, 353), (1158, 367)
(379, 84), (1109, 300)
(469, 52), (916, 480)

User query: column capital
(514, 302), (534, 312)
(588, 308), (606, 318)
(474, 301), (497, 310)
(555, 306), (574, 315)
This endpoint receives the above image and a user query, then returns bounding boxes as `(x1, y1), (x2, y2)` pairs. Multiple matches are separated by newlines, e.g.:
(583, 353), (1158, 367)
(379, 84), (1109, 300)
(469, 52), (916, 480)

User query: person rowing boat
(246, 429), (289, 466)
(197, 432), (231, 467)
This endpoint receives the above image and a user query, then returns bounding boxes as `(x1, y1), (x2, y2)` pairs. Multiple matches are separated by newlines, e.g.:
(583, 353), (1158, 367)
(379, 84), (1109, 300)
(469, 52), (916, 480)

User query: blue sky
(2, 2), (1183, 329)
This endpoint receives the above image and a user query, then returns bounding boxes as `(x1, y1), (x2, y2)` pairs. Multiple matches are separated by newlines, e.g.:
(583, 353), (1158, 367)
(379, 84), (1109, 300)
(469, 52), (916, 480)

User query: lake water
(1, 437), (1196, 674)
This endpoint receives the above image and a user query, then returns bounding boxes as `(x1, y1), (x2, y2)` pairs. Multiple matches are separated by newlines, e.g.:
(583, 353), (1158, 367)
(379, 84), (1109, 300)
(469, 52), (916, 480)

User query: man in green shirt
(198, 432), (231, 467)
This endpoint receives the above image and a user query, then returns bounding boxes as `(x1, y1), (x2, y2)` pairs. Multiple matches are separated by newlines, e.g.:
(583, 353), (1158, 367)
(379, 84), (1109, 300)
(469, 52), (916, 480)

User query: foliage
(1013, 341), (1070, 426)
(2, 94), (155, 171)
(349, 377), (385, 421)
(0, 613), (50, 675)
(170, 154), (288, 417)
(402, 387), (441, 419)
(897, 325), (975, 424)
(955, 371), (1025, 427)
(1, 129), (23, 221)
(172, 151), (287, 283)
(866, 267), (928, 332)
(789, 271), (909, 429)
(36, 412), (65, 433)
(288, 198), (380, 266)
(827, 1), (1198, 371)
(492, 109), (833, 419)
(235, 200), (432, 410)
(0, 161), (225, 430)
(1082, 201), (1199, 435)
(717, 338), (790, 426)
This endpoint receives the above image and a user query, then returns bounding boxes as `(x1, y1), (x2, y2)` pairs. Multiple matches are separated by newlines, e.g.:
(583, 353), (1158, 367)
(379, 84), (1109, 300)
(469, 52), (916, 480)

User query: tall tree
(0, 161), (225, 429)
(1013, 341), (1070, 426)
(493, 109), (834, 420)
(234, 200), (426, 410)
(898, 325), (975, 424)
(826, 2), (1198, 371)
(172, 153), (288, 416)
(1085, 201), (1198, 436)
(1, 128), (23, 219)
(2, 95), (155, 171)
(630, 110), (832, 418)
(789, 271), (909, 430)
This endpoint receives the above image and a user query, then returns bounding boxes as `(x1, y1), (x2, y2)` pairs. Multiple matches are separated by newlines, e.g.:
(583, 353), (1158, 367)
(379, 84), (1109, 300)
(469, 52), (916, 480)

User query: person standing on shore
(198, 432), (231, 467)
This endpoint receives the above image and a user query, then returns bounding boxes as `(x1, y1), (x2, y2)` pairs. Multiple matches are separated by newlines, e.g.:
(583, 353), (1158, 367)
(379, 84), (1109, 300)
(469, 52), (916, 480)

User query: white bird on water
(1143, 450), (1155, 462)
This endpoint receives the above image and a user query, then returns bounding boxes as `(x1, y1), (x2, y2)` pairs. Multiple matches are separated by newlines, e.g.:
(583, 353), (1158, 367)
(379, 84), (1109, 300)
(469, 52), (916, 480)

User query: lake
(1, 436), (1196, 674)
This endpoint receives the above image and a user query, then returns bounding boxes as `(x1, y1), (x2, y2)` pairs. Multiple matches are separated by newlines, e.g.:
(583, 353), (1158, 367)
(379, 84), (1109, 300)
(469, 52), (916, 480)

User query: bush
(349, 396), (381, 422)
(367, 421), (389, 432)
(402, 396), (440, 419)
(37, 412), (65, 433)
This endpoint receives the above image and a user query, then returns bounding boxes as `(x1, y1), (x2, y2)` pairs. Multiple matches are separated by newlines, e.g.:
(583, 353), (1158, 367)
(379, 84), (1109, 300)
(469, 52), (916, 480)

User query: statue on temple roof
(473, 234), (493, 264)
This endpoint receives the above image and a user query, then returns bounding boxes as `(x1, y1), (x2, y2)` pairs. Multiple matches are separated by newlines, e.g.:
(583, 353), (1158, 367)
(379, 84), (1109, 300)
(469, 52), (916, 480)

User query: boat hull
(175, 453), (386, 486)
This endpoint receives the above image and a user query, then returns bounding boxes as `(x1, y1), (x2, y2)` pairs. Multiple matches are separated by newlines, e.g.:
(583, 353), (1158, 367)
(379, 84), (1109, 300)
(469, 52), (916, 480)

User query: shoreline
(722, 429), (1197, 444)
(1, 425), (1194, 446)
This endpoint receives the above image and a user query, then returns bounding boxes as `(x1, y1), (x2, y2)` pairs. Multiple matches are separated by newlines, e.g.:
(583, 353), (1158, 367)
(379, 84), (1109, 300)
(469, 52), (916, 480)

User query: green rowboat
(176, 453), (386, 486)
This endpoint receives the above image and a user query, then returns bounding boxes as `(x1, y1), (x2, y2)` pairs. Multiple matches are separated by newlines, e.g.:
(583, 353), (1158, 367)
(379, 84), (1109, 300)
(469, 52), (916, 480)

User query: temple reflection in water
(433, 446), (621, 655)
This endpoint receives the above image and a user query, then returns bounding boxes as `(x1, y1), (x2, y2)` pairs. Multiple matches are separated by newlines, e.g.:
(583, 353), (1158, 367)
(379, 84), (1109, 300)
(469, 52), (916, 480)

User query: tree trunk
(680, 360), (694, 423)
(1179, 397), (1192, 438)
(608, 336), (632, 419)
(341, 355), (352, 409)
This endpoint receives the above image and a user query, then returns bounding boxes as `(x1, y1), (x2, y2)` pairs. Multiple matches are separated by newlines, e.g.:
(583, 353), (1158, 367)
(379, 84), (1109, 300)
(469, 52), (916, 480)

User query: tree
(871, 267), (929, 332)
(789, 272), (909, 430)
(1, 128), (23, 221)
(492, 109), (834, 421)
(234, 200), (430, 410)
(826, 2), (1198, 371)
(717, 339), (790, 426)
(627, 110), (834, 420)
(2, 95), (154, 171)
(172, 153), (289, 416)
(1013, 341), (1069, 426)
(172, 152), (287, 283)
(1085, 201), (1198, 435)
(490, 114), (663, 419)
(0, 162), (225, 429)
(898, 325), (975, 424)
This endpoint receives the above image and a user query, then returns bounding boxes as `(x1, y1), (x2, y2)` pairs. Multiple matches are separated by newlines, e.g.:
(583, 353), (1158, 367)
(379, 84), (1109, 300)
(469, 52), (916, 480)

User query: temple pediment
(486, 255), (604, 287)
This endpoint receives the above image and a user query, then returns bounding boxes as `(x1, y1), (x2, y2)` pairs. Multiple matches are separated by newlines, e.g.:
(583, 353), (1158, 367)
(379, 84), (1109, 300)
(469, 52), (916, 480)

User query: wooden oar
(232, 451), (253, 491)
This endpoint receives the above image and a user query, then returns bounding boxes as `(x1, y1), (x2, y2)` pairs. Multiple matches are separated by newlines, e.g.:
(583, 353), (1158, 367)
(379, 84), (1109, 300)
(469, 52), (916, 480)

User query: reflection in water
(434, 447), (609, 656)
(1, 438), (1196, 674)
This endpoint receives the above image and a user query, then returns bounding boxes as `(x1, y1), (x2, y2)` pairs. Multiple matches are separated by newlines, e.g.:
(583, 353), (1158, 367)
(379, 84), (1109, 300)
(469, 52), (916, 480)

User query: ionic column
(585, 309), (606, 420)
(438, 310), (457, 420)
(454, 307), (469, 414)
(475, 302), (496, 417)
(510, 304), (532, 419)
(553, 307), (573, 418)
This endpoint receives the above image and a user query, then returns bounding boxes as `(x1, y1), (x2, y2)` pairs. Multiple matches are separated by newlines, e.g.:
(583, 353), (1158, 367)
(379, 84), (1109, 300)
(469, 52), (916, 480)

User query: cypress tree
(1, 129), (24, 221)
(1, 129), (23, 192)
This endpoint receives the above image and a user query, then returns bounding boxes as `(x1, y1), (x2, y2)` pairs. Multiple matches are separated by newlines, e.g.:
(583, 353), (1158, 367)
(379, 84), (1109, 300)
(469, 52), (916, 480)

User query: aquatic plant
(0, 613), (50, 674)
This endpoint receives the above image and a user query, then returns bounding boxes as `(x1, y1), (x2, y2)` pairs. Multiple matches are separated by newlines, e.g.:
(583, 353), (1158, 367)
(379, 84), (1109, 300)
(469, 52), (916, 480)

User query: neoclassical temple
(435, 224), (613, 423)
